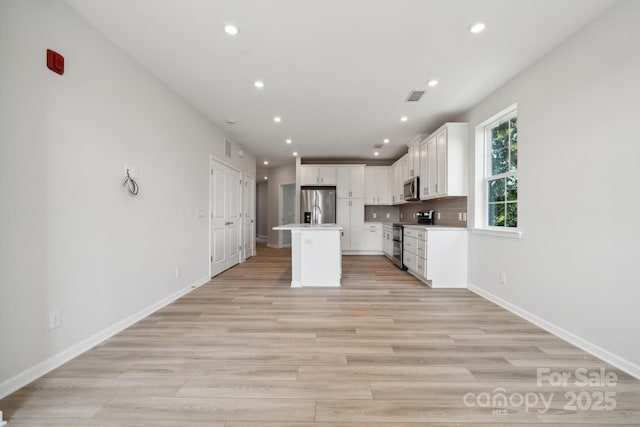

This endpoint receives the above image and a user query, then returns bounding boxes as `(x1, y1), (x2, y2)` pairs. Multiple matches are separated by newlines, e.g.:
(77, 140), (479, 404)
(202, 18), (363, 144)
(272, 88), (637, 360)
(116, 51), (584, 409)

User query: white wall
(0, 0), (255, 396)
(460, 0), (640, 376)
(267, 164), (296, 247)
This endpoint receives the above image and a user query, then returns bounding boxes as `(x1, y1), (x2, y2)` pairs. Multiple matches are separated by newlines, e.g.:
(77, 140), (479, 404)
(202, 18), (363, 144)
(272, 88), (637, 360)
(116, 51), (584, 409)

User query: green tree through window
(486, 113), (517, 227)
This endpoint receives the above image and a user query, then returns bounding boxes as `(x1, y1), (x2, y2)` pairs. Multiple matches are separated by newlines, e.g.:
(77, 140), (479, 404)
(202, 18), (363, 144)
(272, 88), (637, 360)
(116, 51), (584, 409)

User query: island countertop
(274, 223), (343, 230)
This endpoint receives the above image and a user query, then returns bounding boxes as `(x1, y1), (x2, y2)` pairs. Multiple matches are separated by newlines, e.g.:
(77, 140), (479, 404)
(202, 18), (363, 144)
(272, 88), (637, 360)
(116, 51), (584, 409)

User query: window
(475, 104), (518, 233)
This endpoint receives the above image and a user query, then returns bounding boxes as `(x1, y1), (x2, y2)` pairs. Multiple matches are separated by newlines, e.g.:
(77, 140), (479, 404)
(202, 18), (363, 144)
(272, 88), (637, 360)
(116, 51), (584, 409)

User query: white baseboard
(342, 251), (385, 256)
(0, 275), (211, 400)
(256, 234), (267, 243)
(468, 283), (640, 380)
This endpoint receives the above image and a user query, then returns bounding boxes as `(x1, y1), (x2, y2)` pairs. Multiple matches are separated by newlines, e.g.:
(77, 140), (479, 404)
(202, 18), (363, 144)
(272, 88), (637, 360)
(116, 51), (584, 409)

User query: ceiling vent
(373, 144), (383, 149)
(405, 90), (425, 102)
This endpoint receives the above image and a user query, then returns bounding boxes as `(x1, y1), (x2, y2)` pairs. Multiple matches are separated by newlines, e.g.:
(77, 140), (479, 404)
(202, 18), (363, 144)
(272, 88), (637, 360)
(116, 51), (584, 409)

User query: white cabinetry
(336, 165), (365, 199)
(337, 198), (364, 251)
(361, 223), (383, 253)
(407, 142), (420, 179)
(391, 154), (408, 205)
(336, 165), (365, 252)
(301, 165), (337, 186)
(403, 228), (426, 278)
(364, 166), (391, 205)
(419, 123), (468, 199)
(272, 224), (342, 287)
(403, 226), (468, 288)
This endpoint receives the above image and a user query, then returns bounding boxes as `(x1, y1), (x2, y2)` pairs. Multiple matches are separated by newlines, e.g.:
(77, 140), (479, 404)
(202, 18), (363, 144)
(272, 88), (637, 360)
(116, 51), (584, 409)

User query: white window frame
(472, 103), (522, 239)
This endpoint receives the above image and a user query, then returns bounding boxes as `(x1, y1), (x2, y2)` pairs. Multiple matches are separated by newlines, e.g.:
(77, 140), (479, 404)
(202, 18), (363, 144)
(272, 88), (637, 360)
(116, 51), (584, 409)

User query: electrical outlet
(49, 309), (61, 330)
(413, 212), (416, 218)
(458, 212), (463, 221)
(373, 213), (377, 219)
(386, 213), (390, 219)
(500, 272), (507, 285)
(462, 212), (467, 221)
(437, 212), (441, 220)
(175, 267), (181, 278)
(400, 213), (403, 219)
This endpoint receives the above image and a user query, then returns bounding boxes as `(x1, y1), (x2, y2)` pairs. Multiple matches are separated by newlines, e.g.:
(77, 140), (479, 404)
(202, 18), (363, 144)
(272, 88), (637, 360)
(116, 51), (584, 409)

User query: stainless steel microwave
(403, 177), (420, 201)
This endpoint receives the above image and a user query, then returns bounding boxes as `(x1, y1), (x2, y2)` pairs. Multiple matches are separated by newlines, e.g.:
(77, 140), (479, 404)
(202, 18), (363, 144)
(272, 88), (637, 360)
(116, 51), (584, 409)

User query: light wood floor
(2, 245), (639, 426)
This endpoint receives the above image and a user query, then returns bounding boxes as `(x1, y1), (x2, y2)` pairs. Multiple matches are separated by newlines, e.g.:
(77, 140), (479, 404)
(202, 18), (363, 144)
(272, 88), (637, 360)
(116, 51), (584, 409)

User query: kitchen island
(272, 223), (342, 287)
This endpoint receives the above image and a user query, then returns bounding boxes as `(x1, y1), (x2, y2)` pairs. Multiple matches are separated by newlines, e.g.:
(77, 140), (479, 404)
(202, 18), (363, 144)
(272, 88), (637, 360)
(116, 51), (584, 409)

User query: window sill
(471, 228), (522, 239)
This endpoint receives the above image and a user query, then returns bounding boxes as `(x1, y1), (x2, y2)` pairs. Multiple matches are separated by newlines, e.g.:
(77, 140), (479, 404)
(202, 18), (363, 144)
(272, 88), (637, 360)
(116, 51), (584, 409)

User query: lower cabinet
(361, 223), (383, 253)
(337, 198), (364, 251)
(403, 226), (468, 288)
(337, 201), (384, 254)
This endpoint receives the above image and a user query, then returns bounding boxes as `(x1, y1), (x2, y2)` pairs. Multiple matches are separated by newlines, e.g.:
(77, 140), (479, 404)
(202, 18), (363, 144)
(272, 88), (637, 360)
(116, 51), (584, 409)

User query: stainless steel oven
(391, 223), (404, 269)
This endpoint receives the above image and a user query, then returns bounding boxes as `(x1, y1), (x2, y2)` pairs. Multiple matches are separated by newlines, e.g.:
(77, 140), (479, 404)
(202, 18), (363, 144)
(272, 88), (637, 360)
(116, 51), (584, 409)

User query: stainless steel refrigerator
(300, 186), (336, 224)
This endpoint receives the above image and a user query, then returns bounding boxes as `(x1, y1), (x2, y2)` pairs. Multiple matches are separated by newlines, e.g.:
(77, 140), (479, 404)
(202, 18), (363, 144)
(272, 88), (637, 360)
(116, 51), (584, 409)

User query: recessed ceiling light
(383, 138), (390, 144)
(226, 119), (235, 124)
(264, 176), (268, 180)
(293, 152), (298, 156)
(254, 80), (264, 89)
(400, 116), (408, 122)
(285, 139), (292, 144)
(427, 80), (438, 87)
(470, 22), (486, 34)
(263, 160), (269, 165)
(274, 116), (282, 123)
(224, 24), (239, 36)
(373, 151), (380, 156)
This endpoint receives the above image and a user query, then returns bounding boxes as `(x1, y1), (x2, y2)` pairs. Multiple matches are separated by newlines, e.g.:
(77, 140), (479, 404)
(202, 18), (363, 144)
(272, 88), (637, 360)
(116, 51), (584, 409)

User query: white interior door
(244, 174), (256, 258)
(210, 158), (241, 277)
(211, 162), (228, 277)
(226, 168), (241, 267)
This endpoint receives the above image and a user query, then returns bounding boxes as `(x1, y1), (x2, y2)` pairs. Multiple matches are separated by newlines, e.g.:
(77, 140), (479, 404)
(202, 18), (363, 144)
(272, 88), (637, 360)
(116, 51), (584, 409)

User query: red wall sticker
(46, 49), (64, 75)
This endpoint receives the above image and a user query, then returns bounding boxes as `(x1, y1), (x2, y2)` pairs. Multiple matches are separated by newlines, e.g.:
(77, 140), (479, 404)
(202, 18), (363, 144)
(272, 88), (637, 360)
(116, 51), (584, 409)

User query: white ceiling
(64, 0), (615, 177)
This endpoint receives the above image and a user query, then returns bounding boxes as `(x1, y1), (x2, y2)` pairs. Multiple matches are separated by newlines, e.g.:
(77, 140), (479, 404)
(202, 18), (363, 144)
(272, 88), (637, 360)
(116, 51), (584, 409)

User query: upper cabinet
(301, 165), (337, 186)
(364, 166), (391, 205)
(405, 134), (425, 182)
(420, 122), (468, 200)
(336, 165), (365, 198)
(391, 154), (408, 205)
(407, 141), (420, 179)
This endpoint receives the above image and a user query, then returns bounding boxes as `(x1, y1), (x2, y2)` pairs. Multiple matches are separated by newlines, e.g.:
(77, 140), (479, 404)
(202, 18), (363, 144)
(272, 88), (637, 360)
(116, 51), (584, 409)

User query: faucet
(311, 203), (322, 225)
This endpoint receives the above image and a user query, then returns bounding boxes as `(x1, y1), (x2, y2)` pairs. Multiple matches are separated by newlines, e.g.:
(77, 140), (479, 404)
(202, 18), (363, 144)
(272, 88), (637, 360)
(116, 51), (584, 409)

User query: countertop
(273, 223), (343, 230)
(365, 221), (468, 231)
(402, 224), (468, 231)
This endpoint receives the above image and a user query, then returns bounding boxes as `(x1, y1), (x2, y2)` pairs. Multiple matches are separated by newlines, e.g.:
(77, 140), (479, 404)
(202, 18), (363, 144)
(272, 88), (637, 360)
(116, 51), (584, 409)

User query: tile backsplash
(399, 197), (468, 227)
(364, 205), (400, 222)
(364, 197), (467, 227)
